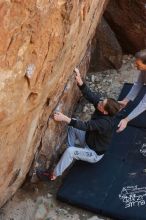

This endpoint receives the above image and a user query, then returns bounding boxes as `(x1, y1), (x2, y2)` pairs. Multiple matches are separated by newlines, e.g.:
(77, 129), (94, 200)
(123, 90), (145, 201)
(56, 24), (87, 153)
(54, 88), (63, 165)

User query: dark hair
(105, 98), (121, 116)
(135, 49), (146, 64)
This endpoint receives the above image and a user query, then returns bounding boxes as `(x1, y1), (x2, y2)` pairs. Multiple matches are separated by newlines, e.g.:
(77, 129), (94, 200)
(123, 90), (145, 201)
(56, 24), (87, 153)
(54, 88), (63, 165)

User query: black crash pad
(57, 84), (146, 220)
(102, 158), (146, 220)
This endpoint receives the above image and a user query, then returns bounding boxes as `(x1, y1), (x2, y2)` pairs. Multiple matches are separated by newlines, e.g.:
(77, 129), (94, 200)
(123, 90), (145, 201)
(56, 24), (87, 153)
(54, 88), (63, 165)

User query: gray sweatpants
(54, 127), (104, 177)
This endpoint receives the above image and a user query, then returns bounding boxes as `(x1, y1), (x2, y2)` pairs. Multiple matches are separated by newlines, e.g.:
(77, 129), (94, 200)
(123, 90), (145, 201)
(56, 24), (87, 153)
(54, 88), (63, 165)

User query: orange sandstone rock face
(0, 0), (108, 206)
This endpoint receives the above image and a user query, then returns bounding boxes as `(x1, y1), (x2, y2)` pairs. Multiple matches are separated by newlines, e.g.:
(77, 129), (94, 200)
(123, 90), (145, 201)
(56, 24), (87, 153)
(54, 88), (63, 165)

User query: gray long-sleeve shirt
(125, 70), (146, 120)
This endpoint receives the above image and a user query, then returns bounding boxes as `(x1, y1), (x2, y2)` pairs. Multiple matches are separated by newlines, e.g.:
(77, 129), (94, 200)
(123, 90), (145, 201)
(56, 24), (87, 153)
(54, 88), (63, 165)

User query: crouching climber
(42, 68), (121, 180)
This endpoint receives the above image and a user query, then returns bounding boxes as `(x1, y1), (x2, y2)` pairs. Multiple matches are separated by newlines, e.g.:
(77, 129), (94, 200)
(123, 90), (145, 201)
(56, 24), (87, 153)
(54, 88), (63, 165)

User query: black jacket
(69, 83), (115, 155)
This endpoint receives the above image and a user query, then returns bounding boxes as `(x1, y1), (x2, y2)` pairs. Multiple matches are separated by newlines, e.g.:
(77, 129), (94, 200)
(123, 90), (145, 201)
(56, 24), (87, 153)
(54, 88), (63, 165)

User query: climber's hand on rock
(54, 112), (71, 123)
(74, 68), (83, 86)
(54, 112), (65, 121)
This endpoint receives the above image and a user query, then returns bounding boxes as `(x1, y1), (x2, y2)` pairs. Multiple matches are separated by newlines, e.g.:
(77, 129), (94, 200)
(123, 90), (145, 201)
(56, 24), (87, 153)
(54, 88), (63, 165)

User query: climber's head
(97, 98), (121, 116)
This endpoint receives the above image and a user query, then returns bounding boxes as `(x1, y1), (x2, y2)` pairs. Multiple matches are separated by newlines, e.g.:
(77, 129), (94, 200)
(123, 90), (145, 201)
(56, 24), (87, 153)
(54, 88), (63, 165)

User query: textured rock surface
(0, 0), (108, 207)
(104, 0), (146, 53)
(90, 17), (122, 71)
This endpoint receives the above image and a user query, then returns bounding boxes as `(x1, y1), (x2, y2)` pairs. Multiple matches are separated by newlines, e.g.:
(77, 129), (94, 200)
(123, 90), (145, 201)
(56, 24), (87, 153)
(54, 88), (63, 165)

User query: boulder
(0, 0), (108, 207)
(105, 0), (146, 53)
(90, 17), (122, 71)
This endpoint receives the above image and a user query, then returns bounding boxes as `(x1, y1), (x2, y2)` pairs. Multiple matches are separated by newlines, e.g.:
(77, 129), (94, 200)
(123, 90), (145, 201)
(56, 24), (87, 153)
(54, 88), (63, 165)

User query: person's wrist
(125, 117), (129, 123)
(124, 98), (129, 104)
(64, 116), (71, 123)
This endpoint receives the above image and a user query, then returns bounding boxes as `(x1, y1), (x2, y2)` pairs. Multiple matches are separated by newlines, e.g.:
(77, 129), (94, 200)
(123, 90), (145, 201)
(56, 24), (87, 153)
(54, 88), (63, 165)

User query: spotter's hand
(116, 118), (128, 133)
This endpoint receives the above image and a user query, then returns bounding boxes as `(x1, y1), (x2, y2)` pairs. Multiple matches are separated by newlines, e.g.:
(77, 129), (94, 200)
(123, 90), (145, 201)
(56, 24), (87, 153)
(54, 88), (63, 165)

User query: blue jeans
(54, 127), (104, 177)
